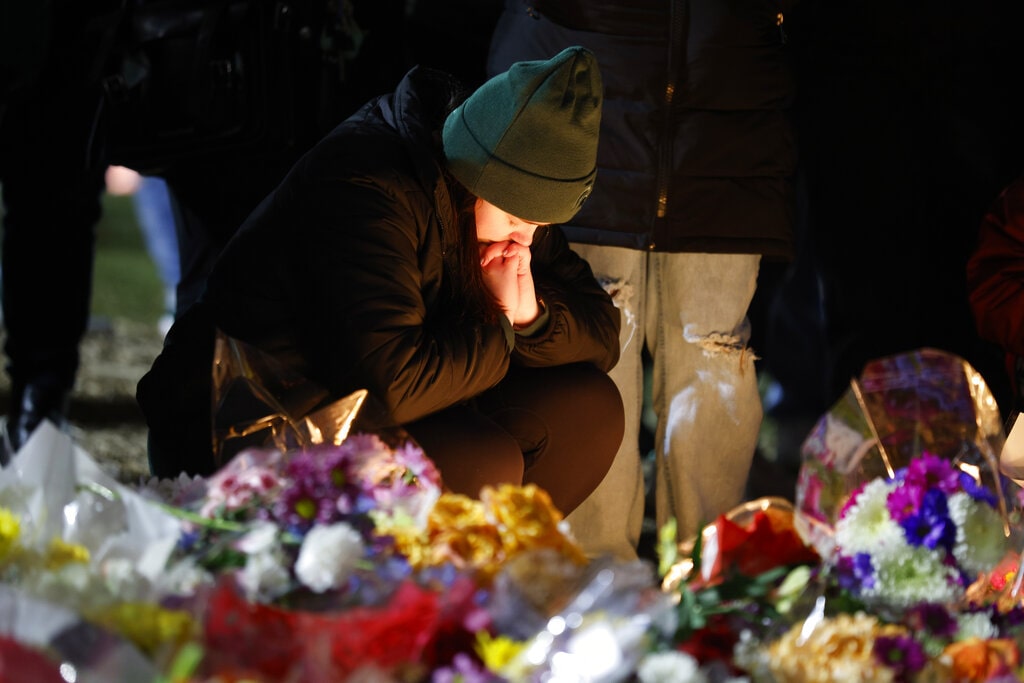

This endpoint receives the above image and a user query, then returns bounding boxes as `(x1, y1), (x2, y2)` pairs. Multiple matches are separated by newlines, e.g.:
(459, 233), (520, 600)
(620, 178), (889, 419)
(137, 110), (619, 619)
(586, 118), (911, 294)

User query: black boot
(1, 379), (70, 464)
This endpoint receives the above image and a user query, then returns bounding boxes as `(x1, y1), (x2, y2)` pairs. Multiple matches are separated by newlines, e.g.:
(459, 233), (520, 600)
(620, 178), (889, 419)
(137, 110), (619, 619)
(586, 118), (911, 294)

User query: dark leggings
(404, 363), (624, 516)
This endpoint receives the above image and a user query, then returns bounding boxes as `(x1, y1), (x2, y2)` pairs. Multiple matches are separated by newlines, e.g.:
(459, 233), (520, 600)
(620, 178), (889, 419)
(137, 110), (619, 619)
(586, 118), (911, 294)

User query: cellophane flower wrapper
(210, 330), (408, 469)
(794, 348), (1022, 563)
(491, 555), (677, 682)
(0, 422), (194, 678)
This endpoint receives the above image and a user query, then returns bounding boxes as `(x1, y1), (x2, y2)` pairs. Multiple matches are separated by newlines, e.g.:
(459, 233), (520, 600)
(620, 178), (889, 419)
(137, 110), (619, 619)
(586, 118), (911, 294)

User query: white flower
(834, 479), (902, 555)
(948, 491), (1008, 576)
(232, 521), (294, 600)
(861, 543), (961, 608)
(238, 548), (291, 601)
(636, 651), (707, 683)
(236, 521), (279, 555)
(956, 612), (999, 640)
(295, 521), (365, 593)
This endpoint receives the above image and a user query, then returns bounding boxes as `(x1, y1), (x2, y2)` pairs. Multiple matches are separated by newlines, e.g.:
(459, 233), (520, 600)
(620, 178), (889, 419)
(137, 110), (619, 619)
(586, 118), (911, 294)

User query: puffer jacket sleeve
(513, 225), (621, 372)
(295, 169), (512, 426)
(967, 176), (1024, 358)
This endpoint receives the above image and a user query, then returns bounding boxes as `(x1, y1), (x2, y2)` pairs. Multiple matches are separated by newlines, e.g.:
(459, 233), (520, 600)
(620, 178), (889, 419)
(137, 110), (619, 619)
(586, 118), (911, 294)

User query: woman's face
(474, 199), (546, 246)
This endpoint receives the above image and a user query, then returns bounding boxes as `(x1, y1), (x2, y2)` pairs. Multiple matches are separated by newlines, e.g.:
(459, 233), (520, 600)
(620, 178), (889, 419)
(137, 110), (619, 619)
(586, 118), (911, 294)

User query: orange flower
(943, 638), (1020, 681)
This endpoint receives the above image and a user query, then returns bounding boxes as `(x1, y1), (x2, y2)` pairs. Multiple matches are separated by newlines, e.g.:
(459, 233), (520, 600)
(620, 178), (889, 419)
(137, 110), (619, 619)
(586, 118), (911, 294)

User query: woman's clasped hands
(479, 240), (540, 329)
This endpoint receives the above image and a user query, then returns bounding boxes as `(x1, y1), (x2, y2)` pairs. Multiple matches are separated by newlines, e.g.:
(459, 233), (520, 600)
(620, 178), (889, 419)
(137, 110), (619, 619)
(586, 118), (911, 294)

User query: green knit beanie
(442, 46), (602, 224)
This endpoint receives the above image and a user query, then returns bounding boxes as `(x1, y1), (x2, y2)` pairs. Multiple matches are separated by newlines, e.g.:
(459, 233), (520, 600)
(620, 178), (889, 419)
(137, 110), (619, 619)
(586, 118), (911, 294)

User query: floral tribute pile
(3, 349), (1024, 682)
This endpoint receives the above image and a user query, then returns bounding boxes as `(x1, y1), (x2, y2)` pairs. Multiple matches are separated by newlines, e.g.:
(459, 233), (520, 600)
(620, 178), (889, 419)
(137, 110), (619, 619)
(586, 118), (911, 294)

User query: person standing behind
(0, 2), (119, 459)
(487, 0), (798, 558)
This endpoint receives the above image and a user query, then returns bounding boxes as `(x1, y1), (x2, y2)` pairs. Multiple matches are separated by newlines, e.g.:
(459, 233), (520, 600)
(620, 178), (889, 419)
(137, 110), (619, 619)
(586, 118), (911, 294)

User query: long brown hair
(441, 167), (503, 326)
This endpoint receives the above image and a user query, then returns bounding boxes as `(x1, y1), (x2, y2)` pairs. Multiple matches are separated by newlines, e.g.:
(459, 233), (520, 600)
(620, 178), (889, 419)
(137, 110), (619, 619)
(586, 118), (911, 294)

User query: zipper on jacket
(655, 0), (686, 224)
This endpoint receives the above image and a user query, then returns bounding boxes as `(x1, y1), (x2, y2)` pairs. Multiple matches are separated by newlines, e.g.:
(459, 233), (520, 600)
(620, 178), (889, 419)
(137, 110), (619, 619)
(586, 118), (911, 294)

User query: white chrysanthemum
(948, 491), (1009, 576)
(956, 611), (999, 640)
(238, 549), (291, 601)
(636, 651), (707, 683)
(834, 478), (902, 555)
(295, 521), (365, 593)
(861, 543), (961, 609)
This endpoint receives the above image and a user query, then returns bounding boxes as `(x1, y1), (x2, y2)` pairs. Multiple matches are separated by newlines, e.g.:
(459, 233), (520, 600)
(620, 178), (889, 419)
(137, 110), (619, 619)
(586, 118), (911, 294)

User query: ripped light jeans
(564, 245), (763, 559)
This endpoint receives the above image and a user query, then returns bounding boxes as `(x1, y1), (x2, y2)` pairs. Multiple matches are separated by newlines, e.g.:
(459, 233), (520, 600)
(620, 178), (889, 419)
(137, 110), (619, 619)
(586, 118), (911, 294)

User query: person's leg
(133, 177), (180, 316)
(404, 404), (526, 499)
(474, 362), (624, 516)
(0, 88), (103, 454)
(650, 252), (762, 542)
(551, 244), (646, 559)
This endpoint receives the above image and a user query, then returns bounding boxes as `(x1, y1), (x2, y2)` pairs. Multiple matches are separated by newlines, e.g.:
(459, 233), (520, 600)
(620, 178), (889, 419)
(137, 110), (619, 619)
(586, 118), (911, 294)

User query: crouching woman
(137, 47), (624, 518)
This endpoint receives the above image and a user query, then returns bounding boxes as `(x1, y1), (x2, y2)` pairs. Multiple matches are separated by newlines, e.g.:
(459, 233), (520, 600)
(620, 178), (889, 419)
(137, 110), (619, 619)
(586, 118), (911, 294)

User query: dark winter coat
(487, 0), (797, 257)
(138, 65), (620, 471)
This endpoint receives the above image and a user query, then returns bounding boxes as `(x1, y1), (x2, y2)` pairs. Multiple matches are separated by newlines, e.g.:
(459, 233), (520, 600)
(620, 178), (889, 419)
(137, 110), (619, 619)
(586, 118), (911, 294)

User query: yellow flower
(44, 537), (90, 570)
(0, 507), (21, 561)
(86, 601), (197, 656)
(475, 631), (526, 672)
(767, 612), (904, 683)
(385, 486), (586, 583)
(426, 494), (505, 578)
(481, 484), (586, 564)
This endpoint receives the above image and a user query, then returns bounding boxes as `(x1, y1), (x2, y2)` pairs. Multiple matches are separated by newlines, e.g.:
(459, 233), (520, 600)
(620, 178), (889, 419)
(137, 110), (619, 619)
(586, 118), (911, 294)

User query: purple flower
(886, 484), (924, 523)
(837, 552), (875, 592)
(902, 452), (960, 495)
(431, 653), (496, 683)
(900, 488), (955, 551)
(959, 471), (998, 508)
(274, 472), (337, 531)
(905, 603), (958, 637)
(873, 634), (927, 681)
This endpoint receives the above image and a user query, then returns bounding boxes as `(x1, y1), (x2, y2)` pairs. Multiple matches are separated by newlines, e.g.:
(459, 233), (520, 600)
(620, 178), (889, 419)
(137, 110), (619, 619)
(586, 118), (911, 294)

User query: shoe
(3, 380), (70, 462)
(0, 417), (14, 467)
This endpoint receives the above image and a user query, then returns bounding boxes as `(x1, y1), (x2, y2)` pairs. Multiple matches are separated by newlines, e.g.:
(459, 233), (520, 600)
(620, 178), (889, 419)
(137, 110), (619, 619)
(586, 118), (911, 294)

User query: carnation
(295, 521), (365, 593)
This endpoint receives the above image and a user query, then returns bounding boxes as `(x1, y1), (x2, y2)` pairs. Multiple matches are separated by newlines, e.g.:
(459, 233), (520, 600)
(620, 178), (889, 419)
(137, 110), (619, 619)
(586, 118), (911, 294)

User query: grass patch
(92, 193), (164, 325)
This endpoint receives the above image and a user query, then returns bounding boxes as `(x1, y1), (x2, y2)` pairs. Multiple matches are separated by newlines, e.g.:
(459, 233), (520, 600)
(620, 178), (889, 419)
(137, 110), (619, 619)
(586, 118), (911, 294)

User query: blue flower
(958, 471), (997, 508)
(900, 488), (955, 551)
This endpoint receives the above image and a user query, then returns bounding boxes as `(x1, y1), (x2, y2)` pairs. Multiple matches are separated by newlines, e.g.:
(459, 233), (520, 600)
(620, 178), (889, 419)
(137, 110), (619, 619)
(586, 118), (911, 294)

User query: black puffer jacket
(146, 65), (619, 435)
(488, 0), (797, 257)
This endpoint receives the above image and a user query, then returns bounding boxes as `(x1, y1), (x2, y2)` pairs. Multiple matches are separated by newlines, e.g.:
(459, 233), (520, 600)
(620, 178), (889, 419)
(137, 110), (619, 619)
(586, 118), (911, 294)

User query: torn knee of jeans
(598, 276), (634, 310)
(683, 330), (760, 363)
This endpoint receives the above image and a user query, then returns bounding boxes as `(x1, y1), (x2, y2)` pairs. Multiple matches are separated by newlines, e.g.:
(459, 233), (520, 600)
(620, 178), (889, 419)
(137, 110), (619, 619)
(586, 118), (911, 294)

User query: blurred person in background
(967, 174), (1024, 419)
(105, 166), (180, 337)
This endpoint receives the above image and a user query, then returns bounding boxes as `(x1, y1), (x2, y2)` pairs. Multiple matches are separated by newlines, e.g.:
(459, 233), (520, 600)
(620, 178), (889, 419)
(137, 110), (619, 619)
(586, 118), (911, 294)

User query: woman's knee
(405, 409), (526, 498)
(560, 364), (626, 446)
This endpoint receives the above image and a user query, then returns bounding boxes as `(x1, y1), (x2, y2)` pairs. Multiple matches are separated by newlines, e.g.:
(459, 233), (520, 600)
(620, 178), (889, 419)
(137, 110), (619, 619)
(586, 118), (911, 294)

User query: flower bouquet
(831, 451), (1011, 611)
(794, 348), (1017, 560)
(758, 348), (1024, 681)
